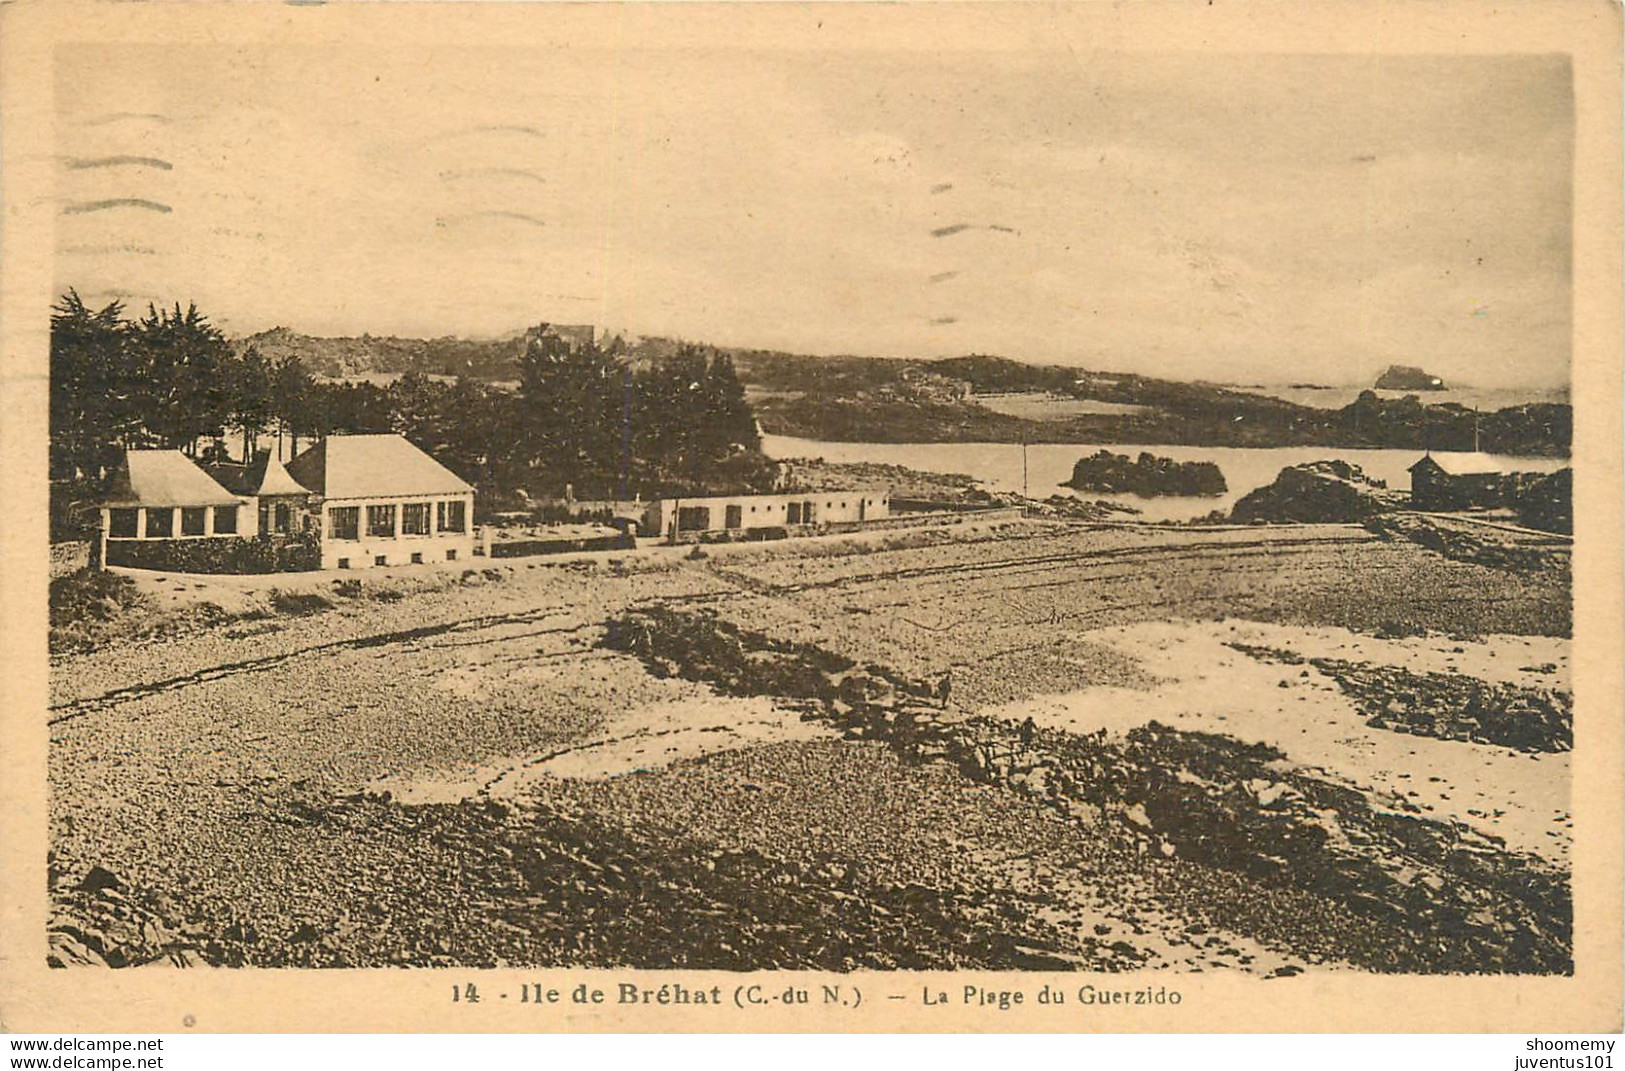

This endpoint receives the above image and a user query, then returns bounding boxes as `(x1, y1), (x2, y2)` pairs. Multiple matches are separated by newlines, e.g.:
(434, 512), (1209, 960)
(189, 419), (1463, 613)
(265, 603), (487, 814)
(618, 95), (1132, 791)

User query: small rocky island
(1375, 364), (1446, 391)
(1062, 449), (1227, 497)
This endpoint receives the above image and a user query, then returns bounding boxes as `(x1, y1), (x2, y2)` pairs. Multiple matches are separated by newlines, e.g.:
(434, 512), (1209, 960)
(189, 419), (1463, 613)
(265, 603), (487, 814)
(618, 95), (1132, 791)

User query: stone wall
(50, 541), (91, 577)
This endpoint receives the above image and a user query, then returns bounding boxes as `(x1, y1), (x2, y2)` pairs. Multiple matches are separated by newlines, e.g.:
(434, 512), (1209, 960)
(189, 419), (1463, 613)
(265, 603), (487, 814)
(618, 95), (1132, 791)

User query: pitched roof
(104, 450), (243, 508)
(203, 453), (313, 497)
(286, 434), (473, 499)
(1413, 451), (1524, 476)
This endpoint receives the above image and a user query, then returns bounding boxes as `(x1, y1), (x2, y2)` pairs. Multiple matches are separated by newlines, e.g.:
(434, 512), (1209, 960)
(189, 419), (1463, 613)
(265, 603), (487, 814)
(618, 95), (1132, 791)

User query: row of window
(337, 548), (458, 568)
(109, 499), (469, 541)
(108, 506), (237, 539)
(675, 497), (882, 531)
(328, 500), (466, 541)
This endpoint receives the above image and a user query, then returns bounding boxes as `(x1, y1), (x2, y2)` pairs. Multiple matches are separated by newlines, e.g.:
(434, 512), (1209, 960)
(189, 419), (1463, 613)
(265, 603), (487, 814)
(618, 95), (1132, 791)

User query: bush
(269, 590), (333, 616)
(488, 532), (634, 558)
(49, 479), (104, 542)
(49, 569), (160, 653)
(1515, 469), (1572, 535)
(49, 570), (148, 629)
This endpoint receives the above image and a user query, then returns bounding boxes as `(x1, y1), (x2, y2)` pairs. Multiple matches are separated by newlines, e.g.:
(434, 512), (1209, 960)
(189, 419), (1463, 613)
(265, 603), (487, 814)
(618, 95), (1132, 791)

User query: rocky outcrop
(1030, 495), (1143, 521)
(1375, 365), (1445, 391)
(1062, 450), (1227, 497)
(1231, 461), (1404, 523)
(1230, 644), (1571, 753)
(49, 801), (1091, 971)
(49, 863), (210, 968)
(1364, 513), (1569, 574)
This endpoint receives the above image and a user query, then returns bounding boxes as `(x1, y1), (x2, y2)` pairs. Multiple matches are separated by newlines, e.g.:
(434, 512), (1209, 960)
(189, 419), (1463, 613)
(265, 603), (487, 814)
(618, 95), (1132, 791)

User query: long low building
(1408, 453), (1546, 511)
(642, 490), (890, 540)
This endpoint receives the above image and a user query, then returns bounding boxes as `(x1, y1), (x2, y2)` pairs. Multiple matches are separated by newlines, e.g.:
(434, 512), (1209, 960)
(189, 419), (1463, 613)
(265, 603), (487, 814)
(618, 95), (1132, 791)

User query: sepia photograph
(2, 0), (1620, 1038)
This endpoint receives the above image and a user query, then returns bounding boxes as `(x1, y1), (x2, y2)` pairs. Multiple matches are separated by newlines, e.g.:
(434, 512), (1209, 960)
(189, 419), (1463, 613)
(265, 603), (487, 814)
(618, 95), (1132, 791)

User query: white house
(643, 490), (890, 540)
(286, 434), (475, 569)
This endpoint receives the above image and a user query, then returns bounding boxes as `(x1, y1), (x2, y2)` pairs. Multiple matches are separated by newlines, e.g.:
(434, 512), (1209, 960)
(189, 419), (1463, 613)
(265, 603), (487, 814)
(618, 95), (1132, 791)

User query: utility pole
(1021, 432), (1029, 499)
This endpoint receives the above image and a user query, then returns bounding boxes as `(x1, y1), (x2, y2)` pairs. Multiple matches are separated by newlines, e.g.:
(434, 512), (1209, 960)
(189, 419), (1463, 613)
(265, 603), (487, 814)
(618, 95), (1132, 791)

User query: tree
(50, 290), (136, 479)
(228, 346), (273, 461)
(271, 355), (315, 458)
(631, 345), (766, 494)
(516, 329), (626, 497)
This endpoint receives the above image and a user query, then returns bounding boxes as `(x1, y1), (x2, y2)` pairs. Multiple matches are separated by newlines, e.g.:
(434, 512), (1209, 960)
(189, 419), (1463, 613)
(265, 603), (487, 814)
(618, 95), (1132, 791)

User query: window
(445, 549), (457, 562)
(402, 502), (431, 536)
(274, 503), (291, 535)
(367, 504), (396, 538)
(214, 505), (238, 535)
(436, 500), (466, 533)
(181, 507), (207, 536)
(329, 507), (359, 540)
(374, 554), (388, 567)
(337, 557), (351, 569)
(108, 509), (138, 539)
(410, 552), (423, 564)
(144, 507), (173, 538)
(677, 506), (710, 531)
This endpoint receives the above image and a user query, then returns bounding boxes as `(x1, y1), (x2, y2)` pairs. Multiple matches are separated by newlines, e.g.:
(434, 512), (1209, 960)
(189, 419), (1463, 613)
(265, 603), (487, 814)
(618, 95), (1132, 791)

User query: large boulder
(1230, 460), (1404, 523)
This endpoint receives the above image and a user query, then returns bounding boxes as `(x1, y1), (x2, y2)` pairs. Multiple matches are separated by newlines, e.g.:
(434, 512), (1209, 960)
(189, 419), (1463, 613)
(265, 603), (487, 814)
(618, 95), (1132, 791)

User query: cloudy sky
(53, 43), (1571, 388)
